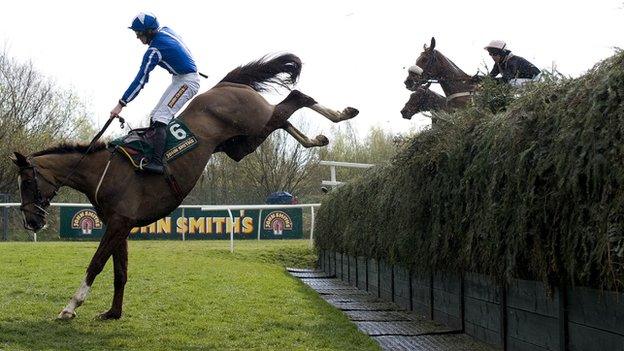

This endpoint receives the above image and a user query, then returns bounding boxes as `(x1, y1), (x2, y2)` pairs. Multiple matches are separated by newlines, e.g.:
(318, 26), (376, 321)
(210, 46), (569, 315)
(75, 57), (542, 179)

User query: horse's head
(401, 83), (440, 119)
(405, 37), (441, 90)
(11, 152), (58, 232)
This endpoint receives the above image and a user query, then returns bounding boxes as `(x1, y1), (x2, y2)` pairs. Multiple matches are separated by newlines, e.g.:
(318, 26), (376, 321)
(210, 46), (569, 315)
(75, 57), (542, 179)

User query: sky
(0, 1), (623, 139)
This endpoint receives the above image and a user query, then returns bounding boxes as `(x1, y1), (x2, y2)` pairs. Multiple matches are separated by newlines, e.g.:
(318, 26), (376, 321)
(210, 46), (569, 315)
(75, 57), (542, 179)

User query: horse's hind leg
(58, 215), (131, 320)
(226, 90), (357, 159)
(272, 90), (359, 124)
(283, 121), (328, 147)
(268, 90), (357, 145)
(309, 104), (359, 123)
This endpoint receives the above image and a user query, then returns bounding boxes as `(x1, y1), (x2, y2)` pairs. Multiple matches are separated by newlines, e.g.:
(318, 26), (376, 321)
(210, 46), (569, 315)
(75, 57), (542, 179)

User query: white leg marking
(58, 278), (91, 319)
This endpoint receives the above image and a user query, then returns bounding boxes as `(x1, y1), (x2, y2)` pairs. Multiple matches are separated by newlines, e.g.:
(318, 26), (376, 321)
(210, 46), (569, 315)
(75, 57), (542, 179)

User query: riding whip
(59, 115), (124, 187)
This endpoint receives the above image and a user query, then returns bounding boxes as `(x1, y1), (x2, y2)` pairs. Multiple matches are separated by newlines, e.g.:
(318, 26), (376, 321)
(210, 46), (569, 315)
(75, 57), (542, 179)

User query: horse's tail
(219, 53), (302, 92)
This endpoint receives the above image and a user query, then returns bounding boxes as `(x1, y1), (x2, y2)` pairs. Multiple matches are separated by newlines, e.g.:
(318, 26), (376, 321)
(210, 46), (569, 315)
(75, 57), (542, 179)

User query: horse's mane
(31, 142), (107, 157)
(219, 53), (302, 92)
(434, 50), (469, 77)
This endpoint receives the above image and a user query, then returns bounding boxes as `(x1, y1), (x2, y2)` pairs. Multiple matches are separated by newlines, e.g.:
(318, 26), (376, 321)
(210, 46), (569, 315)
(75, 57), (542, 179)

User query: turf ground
(0, 240), (380, 350)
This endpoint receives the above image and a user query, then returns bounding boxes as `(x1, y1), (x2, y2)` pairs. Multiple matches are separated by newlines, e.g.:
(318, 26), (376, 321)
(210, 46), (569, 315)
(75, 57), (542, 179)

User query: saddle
(109, 119), (199, 171)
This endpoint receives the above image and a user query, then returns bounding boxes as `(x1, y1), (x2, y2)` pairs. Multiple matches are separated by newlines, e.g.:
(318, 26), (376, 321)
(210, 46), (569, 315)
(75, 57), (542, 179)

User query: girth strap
(164, 168), (184, 202)
(109, 147), (184, 202)
(446, 91), (472, 102)
(95, 151), (116, 206)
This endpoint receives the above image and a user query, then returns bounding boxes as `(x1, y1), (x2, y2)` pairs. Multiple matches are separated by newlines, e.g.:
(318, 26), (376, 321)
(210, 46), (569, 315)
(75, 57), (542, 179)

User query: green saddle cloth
(110, 119), (199, 166)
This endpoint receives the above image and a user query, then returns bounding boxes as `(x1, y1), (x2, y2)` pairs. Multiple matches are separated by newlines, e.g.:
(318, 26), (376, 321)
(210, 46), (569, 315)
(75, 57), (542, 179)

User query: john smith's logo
(263, 211), (293, 235)
(71, 209), (103, 235)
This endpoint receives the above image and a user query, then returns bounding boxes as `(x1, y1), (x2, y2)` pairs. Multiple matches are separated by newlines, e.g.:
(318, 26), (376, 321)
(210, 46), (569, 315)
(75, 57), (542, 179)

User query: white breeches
(150, 72), (200, 124)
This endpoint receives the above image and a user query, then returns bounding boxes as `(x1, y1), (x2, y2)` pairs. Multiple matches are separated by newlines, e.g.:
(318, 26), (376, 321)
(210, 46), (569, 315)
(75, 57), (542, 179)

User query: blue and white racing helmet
(129, 12), (159, 32)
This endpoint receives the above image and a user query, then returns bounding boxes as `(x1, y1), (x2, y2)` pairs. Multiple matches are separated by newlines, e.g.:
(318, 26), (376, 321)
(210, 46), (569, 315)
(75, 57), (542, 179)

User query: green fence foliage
(316, 51), (624, 290)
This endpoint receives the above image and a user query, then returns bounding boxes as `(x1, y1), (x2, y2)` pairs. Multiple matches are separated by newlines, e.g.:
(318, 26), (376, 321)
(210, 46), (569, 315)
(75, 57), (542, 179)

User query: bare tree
(0, 49), (95, 195)
(186, 119), (321, 204)
(186, 121), (407, 205)
(237, 128), (319, 199)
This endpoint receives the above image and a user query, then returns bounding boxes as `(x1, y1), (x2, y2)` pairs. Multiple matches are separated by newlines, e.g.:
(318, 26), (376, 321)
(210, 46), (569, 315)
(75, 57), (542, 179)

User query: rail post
(1, 194), (8, 241)
(309, 206), (315, 248)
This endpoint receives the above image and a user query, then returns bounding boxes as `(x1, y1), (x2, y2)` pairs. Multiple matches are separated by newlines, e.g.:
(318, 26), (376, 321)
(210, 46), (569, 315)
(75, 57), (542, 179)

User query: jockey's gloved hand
(110, 102), (124, 118)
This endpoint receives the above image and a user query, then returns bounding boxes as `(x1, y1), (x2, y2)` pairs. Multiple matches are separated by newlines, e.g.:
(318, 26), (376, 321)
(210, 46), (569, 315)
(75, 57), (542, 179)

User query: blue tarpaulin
(265, 191), (297, 204)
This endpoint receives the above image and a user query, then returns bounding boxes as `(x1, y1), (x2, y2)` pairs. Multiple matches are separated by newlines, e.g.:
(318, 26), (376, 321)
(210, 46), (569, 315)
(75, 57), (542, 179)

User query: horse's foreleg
(99, 239), (128, 320)
(282, 122), (329, 148)
(58, 216), (131, 320)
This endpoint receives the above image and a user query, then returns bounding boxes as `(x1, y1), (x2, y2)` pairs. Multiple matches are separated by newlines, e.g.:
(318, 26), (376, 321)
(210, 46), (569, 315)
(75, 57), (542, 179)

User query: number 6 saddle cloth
(109, 119), (199, 171)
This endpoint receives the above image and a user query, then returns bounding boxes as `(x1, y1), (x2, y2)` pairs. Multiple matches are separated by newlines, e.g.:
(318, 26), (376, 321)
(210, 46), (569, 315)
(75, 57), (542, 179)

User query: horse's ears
(10, 152), (29, 168)
(430, 37), (436, 51)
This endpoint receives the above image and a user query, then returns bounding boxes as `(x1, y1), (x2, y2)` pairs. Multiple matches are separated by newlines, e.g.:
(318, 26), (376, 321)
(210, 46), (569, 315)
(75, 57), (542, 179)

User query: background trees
(185, 121), (413, 205)
(185, 126), (321, 205)
(0, 49), (95, 197)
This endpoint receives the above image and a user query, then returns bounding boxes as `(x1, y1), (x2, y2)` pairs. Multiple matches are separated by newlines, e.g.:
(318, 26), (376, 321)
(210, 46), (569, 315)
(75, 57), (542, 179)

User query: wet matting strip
(287, 268), (497, 351)
(321, 294), (382, 303)
(374, 334), (497, 351)
(288, 270), (333, 279)
(327, 301), (398, 311)
(314, 288), (372, 295)
(356, 321), (453, 336)
(300, 278), (355, 289)
(344, 310), (414, 322)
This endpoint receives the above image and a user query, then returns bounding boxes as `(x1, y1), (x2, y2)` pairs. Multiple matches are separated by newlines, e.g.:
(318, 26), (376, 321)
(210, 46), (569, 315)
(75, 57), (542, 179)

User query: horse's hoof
(343, 107), (359, 119)
(98, 310), (122, 320)
(316, 135), (329, 146)
(57, 309), (76, 320)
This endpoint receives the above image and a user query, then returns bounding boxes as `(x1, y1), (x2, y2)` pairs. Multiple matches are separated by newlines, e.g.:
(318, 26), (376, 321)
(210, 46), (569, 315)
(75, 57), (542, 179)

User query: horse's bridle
(420, 52), (439, 83)
(412, 51), (473, 86)
(409, 51), (439, 86)
(19, 161), (59, 218)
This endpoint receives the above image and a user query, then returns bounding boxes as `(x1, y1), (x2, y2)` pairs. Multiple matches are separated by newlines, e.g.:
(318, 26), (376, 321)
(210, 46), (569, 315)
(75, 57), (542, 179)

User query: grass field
(0, 240), (380, 351)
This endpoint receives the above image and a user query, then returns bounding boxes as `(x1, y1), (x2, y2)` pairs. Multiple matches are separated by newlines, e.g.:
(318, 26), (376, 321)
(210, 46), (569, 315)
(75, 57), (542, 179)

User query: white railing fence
(319, 160), (374, 192)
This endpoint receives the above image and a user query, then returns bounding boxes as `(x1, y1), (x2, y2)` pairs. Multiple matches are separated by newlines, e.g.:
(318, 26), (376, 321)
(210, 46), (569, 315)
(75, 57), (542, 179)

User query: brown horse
(404, 37), (477, 108)
(401, 83), (449, 119)
(11, 53), (358, 320)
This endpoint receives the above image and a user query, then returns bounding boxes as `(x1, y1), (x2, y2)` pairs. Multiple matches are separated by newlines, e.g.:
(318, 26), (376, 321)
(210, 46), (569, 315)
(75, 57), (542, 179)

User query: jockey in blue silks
(110, 12), (200, 174)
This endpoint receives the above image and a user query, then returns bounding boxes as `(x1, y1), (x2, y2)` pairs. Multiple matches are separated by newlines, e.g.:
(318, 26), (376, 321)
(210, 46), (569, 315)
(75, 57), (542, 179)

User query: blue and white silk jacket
(120, 27), (197, 106)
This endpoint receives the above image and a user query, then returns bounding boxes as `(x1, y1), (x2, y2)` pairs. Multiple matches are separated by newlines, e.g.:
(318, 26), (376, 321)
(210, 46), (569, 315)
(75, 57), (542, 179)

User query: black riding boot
(142, 122), (167, 174)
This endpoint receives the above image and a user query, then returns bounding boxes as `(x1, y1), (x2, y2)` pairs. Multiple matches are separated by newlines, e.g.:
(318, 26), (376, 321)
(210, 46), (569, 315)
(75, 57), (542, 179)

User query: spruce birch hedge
(315, 51), (624, 290)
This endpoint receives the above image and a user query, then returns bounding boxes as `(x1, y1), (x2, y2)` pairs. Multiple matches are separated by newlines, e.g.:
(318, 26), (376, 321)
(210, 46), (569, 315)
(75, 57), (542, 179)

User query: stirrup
(141, 161), (165, 175)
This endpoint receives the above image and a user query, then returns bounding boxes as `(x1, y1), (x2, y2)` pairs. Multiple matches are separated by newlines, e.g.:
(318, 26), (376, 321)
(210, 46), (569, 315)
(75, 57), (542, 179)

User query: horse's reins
(59, 115), (126, 188)
(22, 115), (125, 211)
(413, 48), (478, 81)
(411, 52), (475, 103)
(18, 163), (58, 218)
(446, 91), (473, 102)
